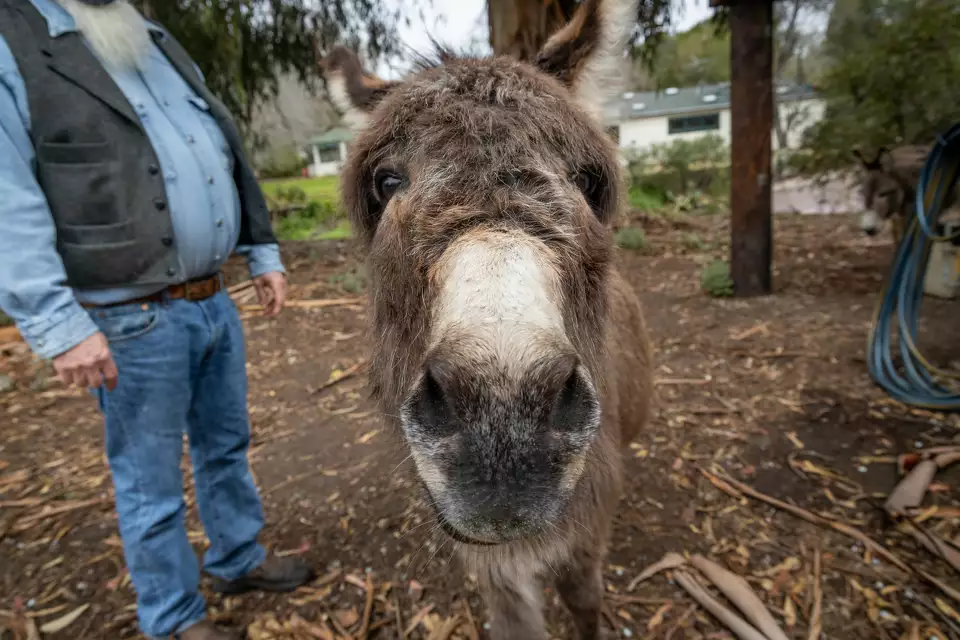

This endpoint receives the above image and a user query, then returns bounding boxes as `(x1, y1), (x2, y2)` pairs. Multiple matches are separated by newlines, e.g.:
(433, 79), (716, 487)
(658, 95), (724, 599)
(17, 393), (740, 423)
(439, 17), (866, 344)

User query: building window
(667, 113), (720, 135)
(316, 144), (341, 163)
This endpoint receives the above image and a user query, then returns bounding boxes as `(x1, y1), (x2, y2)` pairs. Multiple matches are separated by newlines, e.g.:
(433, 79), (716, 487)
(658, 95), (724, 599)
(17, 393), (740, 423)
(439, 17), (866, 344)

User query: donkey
(853, 145), (931, 244)
(322, 0), (653, 637)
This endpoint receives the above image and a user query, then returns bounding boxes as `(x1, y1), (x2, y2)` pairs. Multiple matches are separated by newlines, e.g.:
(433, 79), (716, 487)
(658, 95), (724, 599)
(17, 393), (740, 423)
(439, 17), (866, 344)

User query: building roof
(307, 126), (354, 147)
(603, 82), (819, 125)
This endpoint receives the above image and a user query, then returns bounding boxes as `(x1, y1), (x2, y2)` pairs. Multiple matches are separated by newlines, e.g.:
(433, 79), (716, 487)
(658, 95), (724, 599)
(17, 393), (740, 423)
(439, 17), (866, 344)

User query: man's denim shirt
(0, 0), (284, 359)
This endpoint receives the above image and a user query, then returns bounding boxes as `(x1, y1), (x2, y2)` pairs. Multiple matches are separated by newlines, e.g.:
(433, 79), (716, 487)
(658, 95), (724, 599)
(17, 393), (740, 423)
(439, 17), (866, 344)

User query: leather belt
(81, 273), (222, 309)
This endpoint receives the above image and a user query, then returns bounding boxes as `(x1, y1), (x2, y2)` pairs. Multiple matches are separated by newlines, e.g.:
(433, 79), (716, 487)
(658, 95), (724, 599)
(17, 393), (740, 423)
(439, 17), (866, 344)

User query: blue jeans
(90, 290), (266, 639)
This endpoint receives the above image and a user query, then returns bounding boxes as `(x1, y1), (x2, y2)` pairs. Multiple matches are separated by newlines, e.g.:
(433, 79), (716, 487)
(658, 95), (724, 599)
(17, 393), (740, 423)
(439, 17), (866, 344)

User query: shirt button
(165, 171), (177, 181)
(207, 176), (215, 185)
(216, 218), (224, 227)
(163, 99), (170, 107)
(214, 254), (222, 261)
(148, 164), (160, 175)
(154, 199), (167, 211)
(161, 236), (173, 247)
(166, 267), (176, 277)
(187, 135), (195, 144)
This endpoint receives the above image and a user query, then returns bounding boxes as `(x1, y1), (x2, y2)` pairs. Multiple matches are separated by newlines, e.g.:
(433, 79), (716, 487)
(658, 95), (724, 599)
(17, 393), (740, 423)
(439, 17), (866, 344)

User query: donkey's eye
(572, 167), (605, 217)
(374, 169), (403, 203)
(574, 171), (595, 195)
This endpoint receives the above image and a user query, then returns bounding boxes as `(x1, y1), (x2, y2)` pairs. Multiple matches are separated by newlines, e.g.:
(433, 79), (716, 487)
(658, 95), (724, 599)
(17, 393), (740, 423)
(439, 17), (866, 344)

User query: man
(0, 1), (315, 638)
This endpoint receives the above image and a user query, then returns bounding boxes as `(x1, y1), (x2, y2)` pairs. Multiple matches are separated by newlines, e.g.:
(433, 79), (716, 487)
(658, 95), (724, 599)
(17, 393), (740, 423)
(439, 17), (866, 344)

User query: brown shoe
(173, 619), (243, 640)
(209, 555), (315, 595)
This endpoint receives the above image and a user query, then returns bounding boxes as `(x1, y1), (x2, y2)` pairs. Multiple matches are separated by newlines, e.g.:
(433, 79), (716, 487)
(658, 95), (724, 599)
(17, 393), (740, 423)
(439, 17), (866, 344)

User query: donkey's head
(324, 0), (636, 546)
(853, 147), (906, 236)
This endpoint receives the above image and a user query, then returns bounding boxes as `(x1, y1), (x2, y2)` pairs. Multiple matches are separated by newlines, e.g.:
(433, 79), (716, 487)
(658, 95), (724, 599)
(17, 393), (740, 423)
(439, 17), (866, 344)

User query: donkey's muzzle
(401, 347), (602, 544)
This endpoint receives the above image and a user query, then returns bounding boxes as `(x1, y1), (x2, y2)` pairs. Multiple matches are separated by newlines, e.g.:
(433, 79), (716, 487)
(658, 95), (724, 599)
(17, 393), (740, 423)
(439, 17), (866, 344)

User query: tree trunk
(486, 0), (576, 59)
(729, 0), (774, 297)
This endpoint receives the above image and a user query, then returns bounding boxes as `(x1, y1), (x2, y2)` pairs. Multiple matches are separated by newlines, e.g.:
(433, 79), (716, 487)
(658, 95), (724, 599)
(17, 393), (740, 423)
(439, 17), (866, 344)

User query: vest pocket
(37, 142), (127, 231)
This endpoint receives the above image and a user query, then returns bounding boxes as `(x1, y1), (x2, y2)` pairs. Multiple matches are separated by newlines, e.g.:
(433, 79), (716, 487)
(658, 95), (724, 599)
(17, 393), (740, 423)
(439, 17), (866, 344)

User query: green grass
(627, 185), (666, 212)
(316, 219), (352, 240)
(260, 176), (350, 241)
(0, 312), (12, 327)
(261, 176), (340, 207)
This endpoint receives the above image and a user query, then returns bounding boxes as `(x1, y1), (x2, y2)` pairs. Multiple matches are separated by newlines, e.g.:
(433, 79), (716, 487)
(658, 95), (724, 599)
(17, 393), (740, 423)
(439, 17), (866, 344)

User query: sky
(376, 0), (715, 79)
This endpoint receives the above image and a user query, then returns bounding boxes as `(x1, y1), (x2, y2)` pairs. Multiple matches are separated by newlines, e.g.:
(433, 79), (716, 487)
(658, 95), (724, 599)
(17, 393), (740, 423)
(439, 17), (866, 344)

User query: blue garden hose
(866, 124), (960, 411)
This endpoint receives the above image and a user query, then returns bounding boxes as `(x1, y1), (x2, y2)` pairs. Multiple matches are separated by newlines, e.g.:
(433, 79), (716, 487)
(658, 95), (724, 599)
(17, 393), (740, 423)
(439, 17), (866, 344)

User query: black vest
(0, 0), (277, 288)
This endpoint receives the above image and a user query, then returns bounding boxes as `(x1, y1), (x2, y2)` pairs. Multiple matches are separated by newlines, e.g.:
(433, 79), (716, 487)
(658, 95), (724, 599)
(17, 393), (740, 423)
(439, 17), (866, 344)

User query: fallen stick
(460, 599), (480, 640)
(426, 615), (462, 640)
(239, 297), (364, 312)
(807, 550), (822, 640)
(935, 451), (960, 468)
(355, 573), (375, 640)
(291, 614), (335, 640)
(664, 604), (698, 640)
(922, 446), (960, 457)
(673, 570), (768, 640)
(655, 377), (712, 386)
(697, 465), (960, 604)
(403, 604), (435, 637)
(312, 360), (367, 395)
(627, 552), (687, 591)
(689, 555), (789, 640)
(13, 498), (107, 529)
(902, 522), (960, 575)
(228, 280), (254, 295)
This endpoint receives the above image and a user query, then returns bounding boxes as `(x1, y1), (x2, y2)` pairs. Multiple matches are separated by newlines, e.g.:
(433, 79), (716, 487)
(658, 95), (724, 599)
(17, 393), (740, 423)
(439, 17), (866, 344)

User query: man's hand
(53, 332), (118, 390)
(253, 271), (287, 317)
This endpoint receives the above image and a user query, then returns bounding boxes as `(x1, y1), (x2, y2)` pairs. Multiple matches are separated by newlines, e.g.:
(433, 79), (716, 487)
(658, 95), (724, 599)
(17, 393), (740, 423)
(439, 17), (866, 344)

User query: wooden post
(727, 0), (775, 296)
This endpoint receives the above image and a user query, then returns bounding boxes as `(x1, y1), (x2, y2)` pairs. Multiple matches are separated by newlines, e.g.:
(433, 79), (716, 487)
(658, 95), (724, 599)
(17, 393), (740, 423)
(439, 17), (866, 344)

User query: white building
(304, 126), (353, 177)
(603, 82), (824, 156)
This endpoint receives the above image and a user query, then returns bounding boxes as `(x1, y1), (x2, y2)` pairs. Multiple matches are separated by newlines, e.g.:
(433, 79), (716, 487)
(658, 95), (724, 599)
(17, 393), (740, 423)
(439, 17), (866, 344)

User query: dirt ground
(2, 213), (960, 640)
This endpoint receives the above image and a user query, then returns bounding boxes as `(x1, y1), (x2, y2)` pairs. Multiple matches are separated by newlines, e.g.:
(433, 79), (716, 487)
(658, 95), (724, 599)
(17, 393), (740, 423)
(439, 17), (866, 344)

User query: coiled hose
(866, 124), (960, 411)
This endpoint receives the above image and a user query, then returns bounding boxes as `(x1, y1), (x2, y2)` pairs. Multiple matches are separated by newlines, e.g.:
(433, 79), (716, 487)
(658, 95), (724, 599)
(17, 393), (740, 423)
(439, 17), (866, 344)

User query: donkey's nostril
(547, 358), (600, 434)
(404, 356), (460, 437)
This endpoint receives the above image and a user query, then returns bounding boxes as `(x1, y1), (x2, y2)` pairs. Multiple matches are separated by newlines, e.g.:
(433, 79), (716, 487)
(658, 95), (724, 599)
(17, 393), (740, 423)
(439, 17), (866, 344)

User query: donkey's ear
(535, 0), (638, 118)
(322, 45), (398, 130)
(852, 146), (883, 170)
(876, 146), (894, 171)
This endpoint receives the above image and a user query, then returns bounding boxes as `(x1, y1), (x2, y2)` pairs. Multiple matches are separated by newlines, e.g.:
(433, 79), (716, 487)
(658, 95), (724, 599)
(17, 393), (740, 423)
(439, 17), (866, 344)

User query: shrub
(627, 134), (730, 200)
(615, 227), (647, 251)
(257, 146), (308, 180)
(275, 185), (307, 204)
(682, 232), (705, 250)
(700, 259), (734, 297)
(330, 266), (367, 293)
(274, 201), (340, 241)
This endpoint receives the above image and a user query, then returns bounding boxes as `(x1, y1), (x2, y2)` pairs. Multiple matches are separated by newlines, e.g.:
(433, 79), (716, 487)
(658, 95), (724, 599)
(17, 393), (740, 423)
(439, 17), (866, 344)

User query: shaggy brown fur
(854, 145), (942, 244)
(322, 1), (652, 637)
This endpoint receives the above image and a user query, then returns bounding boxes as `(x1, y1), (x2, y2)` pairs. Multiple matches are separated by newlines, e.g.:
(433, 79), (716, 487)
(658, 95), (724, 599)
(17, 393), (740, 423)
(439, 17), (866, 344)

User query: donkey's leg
(556, 544), (606, 640)
(480, 563), (548, 640)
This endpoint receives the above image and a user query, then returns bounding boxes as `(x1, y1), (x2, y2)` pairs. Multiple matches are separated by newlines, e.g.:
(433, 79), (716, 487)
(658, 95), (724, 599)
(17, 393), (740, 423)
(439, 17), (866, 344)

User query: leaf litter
(2, 218), (960, 638)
